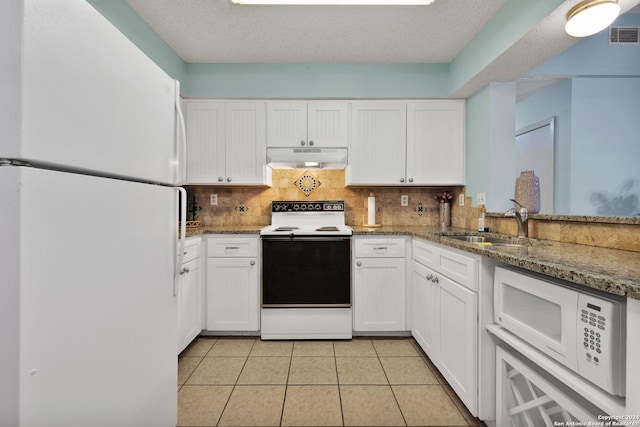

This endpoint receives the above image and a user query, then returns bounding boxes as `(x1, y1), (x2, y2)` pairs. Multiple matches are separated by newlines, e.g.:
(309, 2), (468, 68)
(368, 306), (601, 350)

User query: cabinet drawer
(354, 238), (406, 258)
(413, 238), (439, 269)
(207, 236), (258, 257)
(180, 238), (200, 264)
(413, 238), (478, 292)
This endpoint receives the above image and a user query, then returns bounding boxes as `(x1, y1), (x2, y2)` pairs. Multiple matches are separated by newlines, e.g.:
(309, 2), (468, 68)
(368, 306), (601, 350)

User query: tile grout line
(178, 337), (219, 392)
(332, 340), (346, 427)
(278, 342), (294, 427)
(215, 338), (256, 427)
(373, 339), (409, 427)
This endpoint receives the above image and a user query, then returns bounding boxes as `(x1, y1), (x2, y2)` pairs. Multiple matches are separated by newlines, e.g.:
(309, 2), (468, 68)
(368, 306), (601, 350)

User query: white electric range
(260, 201), (353, 340)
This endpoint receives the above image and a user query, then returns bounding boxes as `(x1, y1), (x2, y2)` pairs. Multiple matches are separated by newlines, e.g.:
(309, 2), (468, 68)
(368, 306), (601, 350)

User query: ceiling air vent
(609, 26), (640, 44)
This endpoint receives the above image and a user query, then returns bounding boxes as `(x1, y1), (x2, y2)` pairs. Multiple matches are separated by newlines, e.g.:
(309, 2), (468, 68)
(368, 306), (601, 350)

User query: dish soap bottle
(478, 207), (485, 232)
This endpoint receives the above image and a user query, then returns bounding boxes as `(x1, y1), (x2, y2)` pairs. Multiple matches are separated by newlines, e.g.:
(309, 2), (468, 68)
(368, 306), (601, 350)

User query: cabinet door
(266, 102), (308, 147)
(307, 102), (349, 148)
(225, 102), (268, 185)
(207, 257), (259, 331)
(354, 257), (406, 331)
(411, 261), (440, 359)
(347, 102), (407, 185)
(185, 101), (225, 184)
(179, 257), (201, 354)
(437, 274), (478, 415)
(407, 101), (465, 185)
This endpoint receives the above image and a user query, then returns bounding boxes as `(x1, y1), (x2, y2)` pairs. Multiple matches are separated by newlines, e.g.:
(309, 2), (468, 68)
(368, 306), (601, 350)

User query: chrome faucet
(505, 198), (528, 238)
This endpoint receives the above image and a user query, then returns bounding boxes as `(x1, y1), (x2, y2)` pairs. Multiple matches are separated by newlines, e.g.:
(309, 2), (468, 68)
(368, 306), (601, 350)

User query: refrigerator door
(0, 166), (178, 427)
(6, 0), (179, 184)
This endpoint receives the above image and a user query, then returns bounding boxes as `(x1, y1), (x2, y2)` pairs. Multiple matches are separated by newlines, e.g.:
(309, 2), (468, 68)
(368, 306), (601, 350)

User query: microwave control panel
(577, 293), (625, 396)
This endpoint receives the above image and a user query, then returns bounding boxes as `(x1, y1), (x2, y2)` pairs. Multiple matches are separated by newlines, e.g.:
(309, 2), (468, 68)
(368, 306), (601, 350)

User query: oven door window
(262, 237), (351, 307)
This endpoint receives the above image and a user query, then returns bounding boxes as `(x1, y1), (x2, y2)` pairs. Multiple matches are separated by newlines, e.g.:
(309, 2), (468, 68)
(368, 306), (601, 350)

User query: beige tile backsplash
(186, 169), (640, 252)
(187, 169), (460, 228)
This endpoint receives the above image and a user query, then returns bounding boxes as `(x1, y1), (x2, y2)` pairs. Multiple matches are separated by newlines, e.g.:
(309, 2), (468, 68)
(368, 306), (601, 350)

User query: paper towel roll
(367, 196), (376, 225)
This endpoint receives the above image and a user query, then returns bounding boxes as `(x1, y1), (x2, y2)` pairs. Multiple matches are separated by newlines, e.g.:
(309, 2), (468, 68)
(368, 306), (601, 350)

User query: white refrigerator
(1, 1), (185, 426)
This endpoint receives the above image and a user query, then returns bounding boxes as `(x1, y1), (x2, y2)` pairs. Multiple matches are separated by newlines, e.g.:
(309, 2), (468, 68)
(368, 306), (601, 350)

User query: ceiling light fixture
(564, 0), (620, 37)
(231, 0), (436, 4)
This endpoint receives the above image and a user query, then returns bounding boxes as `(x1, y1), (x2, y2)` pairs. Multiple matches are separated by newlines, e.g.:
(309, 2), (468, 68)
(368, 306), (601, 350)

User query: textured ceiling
(126, 0), (508, 63)
(126, 0), (640, 97)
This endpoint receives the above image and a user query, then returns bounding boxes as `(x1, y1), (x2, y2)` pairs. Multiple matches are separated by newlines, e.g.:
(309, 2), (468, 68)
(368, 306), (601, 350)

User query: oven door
(261, 236), (351, 308)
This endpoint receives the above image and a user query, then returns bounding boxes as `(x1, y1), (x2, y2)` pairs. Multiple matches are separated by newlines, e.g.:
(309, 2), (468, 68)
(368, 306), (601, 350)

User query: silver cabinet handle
(408, 178), (414, 183)
(309, 140), (314, 146)
(250, 260), (256, 266)
(226, 177), (232, 182)
(225, 246), (240, 251)
(426, 274), (433, 281)
(300, 140), (306, 146)
(218, 177), (224, 182)
(373, 246), (388, 252)
(432, 276), (439, 284)
(400, 178), (405, 183)
(356, 261), (362, 267)
(180, 267), (190, 275)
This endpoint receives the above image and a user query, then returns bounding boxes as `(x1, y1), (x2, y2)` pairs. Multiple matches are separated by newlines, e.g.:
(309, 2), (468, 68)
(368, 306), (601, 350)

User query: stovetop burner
(316, 226), (340, 232)
(274, 226), (299, 232)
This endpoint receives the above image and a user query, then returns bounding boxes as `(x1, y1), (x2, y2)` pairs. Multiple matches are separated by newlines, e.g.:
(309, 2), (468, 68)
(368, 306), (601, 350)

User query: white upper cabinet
(224, 102), (269, 185)
(185, 100), (270, 185)
(267, 102), (348, 148)
(407, 101), (465, 185)
(185, 101), (225, 184)
(347, 102), (407, 185)
(347, 100), (465, 186)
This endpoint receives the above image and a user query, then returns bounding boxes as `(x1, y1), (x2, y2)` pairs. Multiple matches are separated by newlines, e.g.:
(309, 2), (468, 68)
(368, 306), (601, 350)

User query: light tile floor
(178, 337), (486, 427)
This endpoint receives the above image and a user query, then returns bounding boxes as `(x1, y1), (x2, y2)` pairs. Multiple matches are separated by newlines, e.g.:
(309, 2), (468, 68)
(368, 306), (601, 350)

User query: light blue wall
(465, 87), (491, 204)
(530, 13), (640, 77)
(517, 11), (640, 216)
(465, 82), (515, 212)
(184, 63), (450, 98)
(571, 78), (640, 216)
(516, 79), (572, 214)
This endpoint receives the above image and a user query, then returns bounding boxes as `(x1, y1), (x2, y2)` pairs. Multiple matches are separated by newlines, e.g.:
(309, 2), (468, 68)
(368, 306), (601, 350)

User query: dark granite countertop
(352, 225), (640, 300)
(184, 225), (640, 300)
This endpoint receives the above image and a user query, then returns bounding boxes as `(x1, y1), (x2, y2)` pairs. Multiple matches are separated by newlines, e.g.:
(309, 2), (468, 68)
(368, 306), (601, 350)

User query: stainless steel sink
(443, 234), (532, 247)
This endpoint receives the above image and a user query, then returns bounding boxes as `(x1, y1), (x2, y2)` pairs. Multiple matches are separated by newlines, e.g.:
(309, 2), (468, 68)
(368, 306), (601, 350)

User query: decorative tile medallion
(235, 202), (249, 216)
(294, 171), (322, 197)
(413, 202), (425, 217)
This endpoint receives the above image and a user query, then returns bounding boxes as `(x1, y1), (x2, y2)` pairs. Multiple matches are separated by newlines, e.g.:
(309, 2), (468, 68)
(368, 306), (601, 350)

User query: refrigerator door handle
(175, 187), (187, 296)
(174, 79), (187, 185)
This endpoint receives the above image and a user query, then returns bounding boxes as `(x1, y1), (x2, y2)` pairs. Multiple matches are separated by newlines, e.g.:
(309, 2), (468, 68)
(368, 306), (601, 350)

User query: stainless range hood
(266, 147), (348, 170)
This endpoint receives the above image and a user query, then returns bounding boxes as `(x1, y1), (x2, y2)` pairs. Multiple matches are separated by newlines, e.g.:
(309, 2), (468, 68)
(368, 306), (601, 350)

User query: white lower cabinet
(206, 236), (259, 331)
(353, 237), (407, 332)
(178, 237), (202, 354)
(411, 261), (440, 358)
(412, 238), (479, 415)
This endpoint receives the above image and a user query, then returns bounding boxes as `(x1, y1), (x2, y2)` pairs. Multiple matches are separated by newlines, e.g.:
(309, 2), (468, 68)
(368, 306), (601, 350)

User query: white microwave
(494, 267), (626, 396)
